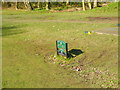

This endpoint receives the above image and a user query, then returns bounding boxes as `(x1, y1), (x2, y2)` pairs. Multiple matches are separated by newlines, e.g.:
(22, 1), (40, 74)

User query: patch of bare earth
(87, 17), (119, 21)
(4, 19), (118, 24)
(50, 7), (82, 13)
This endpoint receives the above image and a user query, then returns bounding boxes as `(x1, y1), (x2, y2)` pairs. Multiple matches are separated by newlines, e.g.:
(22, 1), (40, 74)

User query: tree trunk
(46, 2), (49, 10)
(93, 0), (97, 8)
(28, 2), (33, 10)
(46, 0), (50, 10)
(23, 0), (28, 9)
(26, 0), (33, 10)
(37, 0), (40, 8)
(82, 0), (85, 11)
(88, 0), (92, 9)
(2, 0), (4, 4)
(66, 0), (69, 5)
(15, 0), (18, 10)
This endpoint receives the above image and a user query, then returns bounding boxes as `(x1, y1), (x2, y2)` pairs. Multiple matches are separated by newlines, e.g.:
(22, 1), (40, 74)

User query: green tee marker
(56, 40), (68, 58)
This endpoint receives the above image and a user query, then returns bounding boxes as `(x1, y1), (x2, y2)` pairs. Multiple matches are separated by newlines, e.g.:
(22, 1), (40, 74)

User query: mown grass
(2, 2), (119, 88)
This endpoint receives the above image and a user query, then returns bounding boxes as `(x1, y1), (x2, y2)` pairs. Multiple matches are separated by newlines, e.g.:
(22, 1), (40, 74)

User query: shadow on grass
(2, 26), (26, 36)
(68, 49), (83, 58)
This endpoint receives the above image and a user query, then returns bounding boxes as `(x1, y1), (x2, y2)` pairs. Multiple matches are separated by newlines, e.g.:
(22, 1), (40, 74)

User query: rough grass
(2, 2), (119, 88)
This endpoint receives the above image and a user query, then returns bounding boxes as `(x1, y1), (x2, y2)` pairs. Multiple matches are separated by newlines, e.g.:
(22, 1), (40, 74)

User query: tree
(37, 0), (40, 8)
(28, 2), (33, 10)
(2, 0), (4, 4)
(93, 0), (98, 8)
(66, 0), (69, 5)
(88, 0), (92, 9)
(15, 0), (18, 10)
(23, 0), (28, 9)
(82, 0), (85, 11)
(24, 0), (33, 10)
(46, 0), (50, 10)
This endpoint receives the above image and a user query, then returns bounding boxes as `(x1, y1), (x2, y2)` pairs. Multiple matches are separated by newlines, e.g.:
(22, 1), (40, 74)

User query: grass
(2, 2), (119, 88)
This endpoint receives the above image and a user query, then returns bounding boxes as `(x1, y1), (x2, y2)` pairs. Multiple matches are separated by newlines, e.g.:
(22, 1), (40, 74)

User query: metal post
(56, 40), (58, 55)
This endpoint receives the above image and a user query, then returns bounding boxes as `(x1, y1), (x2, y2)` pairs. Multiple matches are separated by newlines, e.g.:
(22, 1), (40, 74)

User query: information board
(56, 40), (68, 58)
